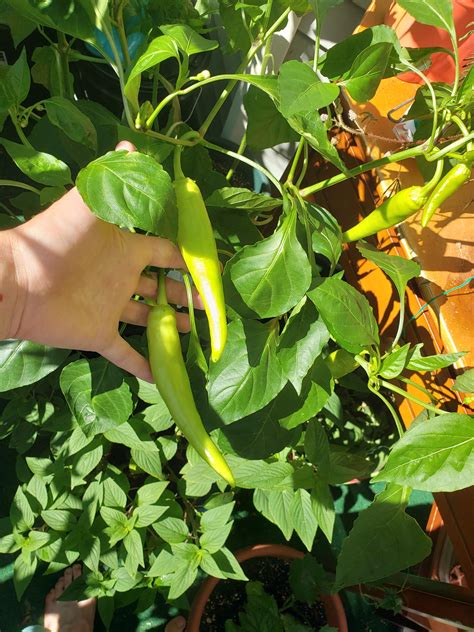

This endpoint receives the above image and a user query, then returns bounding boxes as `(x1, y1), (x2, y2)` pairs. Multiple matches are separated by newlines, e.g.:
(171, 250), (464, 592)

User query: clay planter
(186, 544), (348, 631)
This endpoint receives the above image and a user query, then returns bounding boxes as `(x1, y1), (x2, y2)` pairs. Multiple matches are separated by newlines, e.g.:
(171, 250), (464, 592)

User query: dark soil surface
(200, 556), (328, 631)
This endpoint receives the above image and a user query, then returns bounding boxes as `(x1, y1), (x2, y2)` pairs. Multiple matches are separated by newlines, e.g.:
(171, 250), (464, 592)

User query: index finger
(133, 233), (187, 269)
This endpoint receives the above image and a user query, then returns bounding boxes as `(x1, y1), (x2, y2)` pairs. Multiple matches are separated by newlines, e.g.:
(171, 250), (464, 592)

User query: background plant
(0, 0), (472, 627)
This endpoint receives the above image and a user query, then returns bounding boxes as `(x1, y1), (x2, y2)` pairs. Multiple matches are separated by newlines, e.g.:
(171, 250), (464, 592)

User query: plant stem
(380, 379), (448, 416)
(226, 132), (247, 181)
(368, 383), (404, 438)
(296, 140), (309, 188)
(57, 32), (73, 99)
(449, 28), (461, 96)
(198, 7), (291, 137)
(200, 139), (284, 195)
(146, 128), (199, 146)
(286, 139), (305, 185)
(0, 180), (40, 194)
(403, 60), (438, 152)
(115, 0), (131, 68)
(397, 376), (437, 403)
(9, 110), (33, 148)
(102, 22), (134, 128)
(173, 145), (185, 180)
(425, 132), (474, 161)
(299, 145), (426, 197)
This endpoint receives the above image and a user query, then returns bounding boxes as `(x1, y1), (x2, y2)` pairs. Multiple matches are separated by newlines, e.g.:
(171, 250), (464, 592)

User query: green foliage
(0, 0), (471, 625)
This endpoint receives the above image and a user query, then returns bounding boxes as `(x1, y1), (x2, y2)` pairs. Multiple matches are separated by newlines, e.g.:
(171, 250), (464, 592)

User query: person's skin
(0, 141), (202, 383)
(44, 566), (186, 632)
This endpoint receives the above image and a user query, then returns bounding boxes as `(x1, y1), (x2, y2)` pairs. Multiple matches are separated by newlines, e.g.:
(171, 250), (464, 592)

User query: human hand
(3, 142), (202, 382)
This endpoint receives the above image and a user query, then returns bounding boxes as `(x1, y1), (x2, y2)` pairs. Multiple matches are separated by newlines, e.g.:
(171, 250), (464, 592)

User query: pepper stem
(421, 158), (444, 196)
(157, 269), (168, 306)
(173, 146), (185, 180)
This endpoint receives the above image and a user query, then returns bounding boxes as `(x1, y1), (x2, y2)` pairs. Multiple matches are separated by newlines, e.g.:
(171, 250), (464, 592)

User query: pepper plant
(0, 0), (473, 627)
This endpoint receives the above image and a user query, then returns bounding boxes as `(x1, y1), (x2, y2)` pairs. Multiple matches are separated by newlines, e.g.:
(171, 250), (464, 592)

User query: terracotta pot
(186, 544), (348, 631)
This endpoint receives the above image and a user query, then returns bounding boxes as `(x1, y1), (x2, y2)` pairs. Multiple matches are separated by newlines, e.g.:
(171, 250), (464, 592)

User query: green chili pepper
(421, 163), (471, 228)
(174, 168), (227, 363)
(342, 186), (428, 243)
(147, 272), (235, 487)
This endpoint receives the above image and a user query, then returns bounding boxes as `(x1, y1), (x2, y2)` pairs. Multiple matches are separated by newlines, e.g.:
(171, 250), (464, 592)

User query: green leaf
(70, 442), (103, 487)
(308, 0), (344, 26)
(125, 35), (179, 109)
(305, 203), (343, 273)
(134, 504), (168, 528)
(103, 477), (128, 508)
(10, 487), (35, 532)
(0, 138), (72, 186)
(26, 475), (48, 510)
(0, 3), (36, 46)
(160, 23), (218, 55)
(228, 581), (283, 632)
(60, 358), (133, 436)
(136, 481), (169, 506)
(278, 61), (340, 117)
(224, 210), (311, 318)
(44, 96), (97, 151)
(309, 277), (379, 353)
(14, 551), (37, 600)
(131, 446), (163, 479)
(288, 111), (349, 173)
(291, 489), (318, 550)
(305, 420), (330, 473)
(253, 488), (295, 540)
(0, 533), (21, 554)
(0, 48), (30, 112)
(123, 529), (144, 569)
(0, 340), (69, 391)
(380, 343), (412, 379)
(311, 479), (335, 543)
(104, 421), (156, 451)
(201, 501), (234, 531)
(453, 369), (474, 393)
(153, 517), (189, 544)
(396, 0), (454, 34)
(200, 522), (233, 553)
(206, 187), (282, 212)
(459, 66), (474, 110)
(76, 150), (177, 239)
(343, 42), (393, 102)
(406, 348), (466, 372)
(327, 446), (373, 484)
(230, 456), (293, 490)
(278, 298), (330, 394)
(244, 86), (299, 150)
(374, 413), (474, 492)
(208, 320), (287, 423)
(357, 242), (420, 326)
(289, 555), (333, 603)
(204, 547), (247, 581)
(335, 487), (432, 588)
(41, 509), (76, 532)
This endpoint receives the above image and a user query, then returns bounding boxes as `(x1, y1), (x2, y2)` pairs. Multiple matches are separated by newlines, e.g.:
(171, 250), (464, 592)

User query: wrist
(0, 229), (25, 340)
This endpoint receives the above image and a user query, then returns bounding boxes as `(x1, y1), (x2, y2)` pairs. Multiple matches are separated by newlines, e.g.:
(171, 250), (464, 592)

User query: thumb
(165, 616), (187, 632)
(101, 334), (153, 382)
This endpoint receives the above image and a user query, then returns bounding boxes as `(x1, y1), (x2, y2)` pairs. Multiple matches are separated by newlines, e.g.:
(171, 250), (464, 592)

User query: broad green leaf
(14, 551), (37, 600)
(0, 533), (21, 554)
(10, 487), (35, 532)
(123, 529), (144, 569)
(0, 340), (69, 391)
(136, 481), (169, 506)
(357, 242), (420, 327)
(308, 277), (379, 353)
(335, 486), (431, 588)
(228, 581), (283, 631)
(131, 446), (163, 478)
(396, 0), (454, 34)
(60, 358), (133, 436)
(210, 207), (263, 252)
(1, 138), (72, 186)
(134, 504), (168, 528)
(160, 23), (218, 55)
(224, 210), (311, 318)
(289, 555), (333, 603)
(327, 446), (373, 484)
(374, 413), (474, 492)
(201, 501), (234, 531)
(228, 455), (293, 490)
(380, 343), (412, 379)
(41, 509), (76, 532)
(69, 442), (104, 488)
(200, 522), (233, 553)
(305, 420), (330, 473)
(0, 48), (30, 111)
(319, 25), (399, 80)
(344, 42), (393, 102)
(0, 3), (36, 46)
(104, 420), (156, 451)
(278, 61), (340, 117)
(244, 86), (299, 150)
(305, 202), (343, 273)
(277, 298), (330, 394)
(45, 97), (97, 151)
(103, 477), (128, 508)
(153, 517), (189, 544)
(406, 348), (466, 372)
(288, 111), (348, 173)
(254, 488), (295, 540)
(311, 479), (335, 542)
(291, 489), (318, 550)
(218, 389), (302, 459)
(206, 187), (282, 212)
(459, 66), (474, 110)
(208, 319), (286, 423)
(76, 151), (177, 239)
(26, 475), (48, 510)
(201, 547), (247, 581)
(124, 36), (179, 109)
(31, 45), (69, 97)
(453, 369), (474, 393)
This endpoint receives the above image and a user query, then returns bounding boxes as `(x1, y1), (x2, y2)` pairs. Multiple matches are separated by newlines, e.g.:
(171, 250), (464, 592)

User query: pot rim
(186, 543), (348, 632)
